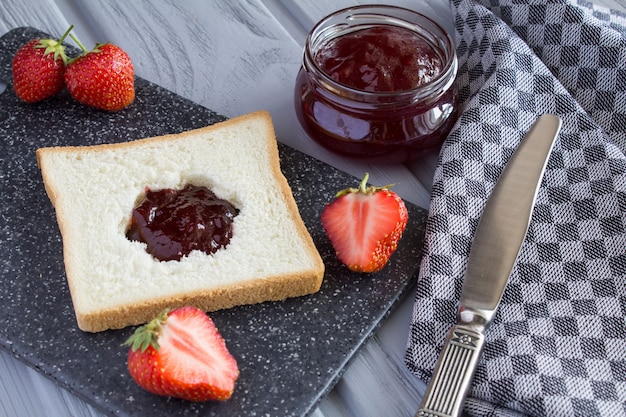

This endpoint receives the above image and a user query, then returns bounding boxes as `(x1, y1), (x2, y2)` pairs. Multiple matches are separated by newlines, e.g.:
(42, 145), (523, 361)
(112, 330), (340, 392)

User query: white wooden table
(1, 1), (624, 416)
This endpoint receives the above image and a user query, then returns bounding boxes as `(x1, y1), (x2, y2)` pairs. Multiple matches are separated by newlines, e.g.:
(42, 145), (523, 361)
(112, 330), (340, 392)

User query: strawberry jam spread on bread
(127, 184), (239, 261)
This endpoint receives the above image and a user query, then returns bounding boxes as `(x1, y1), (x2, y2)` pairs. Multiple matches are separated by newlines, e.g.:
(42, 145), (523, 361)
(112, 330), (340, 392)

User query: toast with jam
(36, 111), (325, 332)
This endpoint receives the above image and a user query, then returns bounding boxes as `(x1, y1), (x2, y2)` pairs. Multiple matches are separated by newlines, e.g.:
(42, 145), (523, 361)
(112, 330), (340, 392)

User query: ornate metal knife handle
(416, 325), (485, 417)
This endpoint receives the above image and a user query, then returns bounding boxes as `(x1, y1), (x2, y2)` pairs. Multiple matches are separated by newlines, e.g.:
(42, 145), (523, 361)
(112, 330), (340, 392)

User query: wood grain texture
(0, 0), (71, 39)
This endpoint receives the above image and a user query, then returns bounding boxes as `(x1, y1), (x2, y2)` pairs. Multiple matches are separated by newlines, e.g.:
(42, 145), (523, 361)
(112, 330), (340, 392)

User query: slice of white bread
(36, 111), (325, 332)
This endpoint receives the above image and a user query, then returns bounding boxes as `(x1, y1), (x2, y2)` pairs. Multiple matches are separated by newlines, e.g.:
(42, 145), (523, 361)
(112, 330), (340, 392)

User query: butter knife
(416, 114), (562, 417)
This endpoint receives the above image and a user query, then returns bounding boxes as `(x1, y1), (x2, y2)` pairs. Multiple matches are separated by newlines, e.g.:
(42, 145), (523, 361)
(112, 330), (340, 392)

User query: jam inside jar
(294, 6), (459, 163)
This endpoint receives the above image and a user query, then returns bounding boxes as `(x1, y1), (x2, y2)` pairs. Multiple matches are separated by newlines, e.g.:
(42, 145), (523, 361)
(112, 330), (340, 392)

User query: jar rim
(303, 5), (458, 100)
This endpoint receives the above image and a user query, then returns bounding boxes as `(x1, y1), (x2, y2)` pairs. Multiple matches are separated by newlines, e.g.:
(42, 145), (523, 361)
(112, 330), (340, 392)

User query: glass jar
(294, 5), (459, 163)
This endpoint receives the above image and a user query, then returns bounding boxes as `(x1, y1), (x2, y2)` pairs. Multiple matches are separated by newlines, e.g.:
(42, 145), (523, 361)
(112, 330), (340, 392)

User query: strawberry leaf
(34, 25), (74, 65)
(122, 309), (170, 352)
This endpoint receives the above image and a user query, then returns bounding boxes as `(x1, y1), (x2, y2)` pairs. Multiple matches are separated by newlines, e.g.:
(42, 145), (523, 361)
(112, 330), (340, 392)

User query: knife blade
(416, 114), (562, 417)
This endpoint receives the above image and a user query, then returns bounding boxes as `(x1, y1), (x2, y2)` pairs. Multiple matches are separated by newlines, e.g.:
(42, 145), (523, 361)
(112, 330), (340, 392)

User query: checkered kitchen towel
(406, 0), (626, 416)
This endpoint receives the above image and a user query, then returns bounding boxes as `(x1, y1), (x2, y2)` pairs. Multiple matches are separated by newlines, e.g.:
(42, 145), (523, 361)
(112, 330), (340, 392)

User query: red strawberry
(64, 42), (135, 111)
(11, 25), (73, 103)
(321, 173), (408, 273)
(123, 306), (239, 402)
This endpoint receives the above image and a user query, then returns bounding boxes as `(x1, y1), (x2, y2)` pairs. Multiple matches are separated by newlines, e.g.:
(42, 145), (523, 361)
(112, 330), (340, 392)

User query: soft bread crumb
(36, 111), (325, 332)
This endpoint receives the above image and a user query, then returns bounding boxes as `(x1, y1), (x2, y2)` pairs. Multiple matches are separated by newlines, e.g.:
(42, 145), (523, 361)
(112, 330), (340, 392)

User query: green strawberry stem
(336, 172), (395, 197)
(122, 309), (170, 352)
(68, 33), (105, 65)
(69, 33), (88, 54)
(58, 25), (74, 43)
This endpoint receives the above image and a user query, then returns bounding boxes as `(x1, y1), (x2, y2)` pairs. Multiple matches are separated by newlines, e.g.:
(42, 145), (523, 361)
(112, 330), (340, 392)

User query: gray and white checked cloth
(405, 0), (626, 416)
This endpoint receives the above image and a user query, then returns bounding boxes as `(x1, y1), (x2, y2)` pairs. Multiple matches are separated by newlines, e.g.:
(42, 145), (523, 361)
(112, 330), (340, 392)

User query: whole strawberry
(12, 25), (73, 103)
(65, 41), (135, 111)
(124, 306), (239, 402)
(321, 173), (408, 273)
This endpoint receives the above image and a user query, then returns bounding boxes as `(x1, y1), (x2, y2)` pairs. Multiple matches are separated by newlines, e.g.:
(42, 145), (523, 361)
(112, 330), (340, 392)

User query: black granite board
(0, 28), (427, 417)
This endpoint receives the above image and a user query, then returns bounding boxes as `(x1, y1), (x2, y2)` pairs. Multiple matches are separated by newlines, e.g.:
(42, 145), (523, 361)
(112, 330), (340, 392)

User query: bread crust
(36, 111), (325, 332)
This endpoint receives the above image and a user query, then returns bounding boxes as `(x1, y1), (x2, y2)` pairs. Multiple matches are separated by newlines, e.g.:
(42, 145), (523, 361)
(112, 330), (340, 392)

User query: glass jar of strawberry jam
(294, 5), (459, 163)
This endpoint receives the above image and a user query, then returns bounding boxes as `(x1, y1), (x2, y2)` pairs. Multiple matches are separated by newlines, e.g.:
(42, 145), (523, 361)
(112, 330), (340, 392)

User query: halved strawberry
(123, 306), (239, 402)
(321, 173), (408, 273)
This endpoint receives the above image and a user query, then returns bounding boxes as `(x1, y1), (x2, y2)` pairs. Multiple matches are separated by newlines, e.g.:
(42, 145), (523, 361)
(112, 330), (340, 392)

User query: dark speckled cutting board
(0, 28), (427, 417)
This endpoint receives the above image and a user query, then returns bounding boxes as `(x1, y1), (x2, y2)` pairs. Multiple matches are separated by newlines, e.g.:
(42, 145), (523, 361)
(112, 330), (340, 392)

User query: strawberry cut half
(321, 173), (408, 273)
(124, 306), (239, 402)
